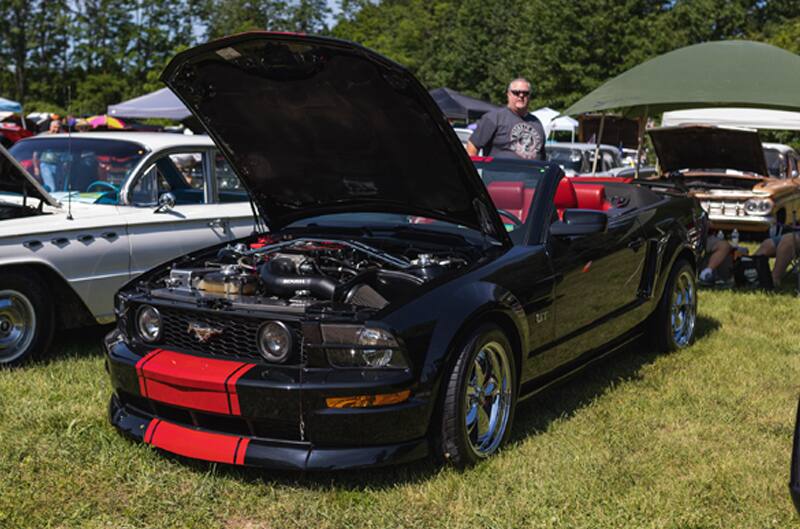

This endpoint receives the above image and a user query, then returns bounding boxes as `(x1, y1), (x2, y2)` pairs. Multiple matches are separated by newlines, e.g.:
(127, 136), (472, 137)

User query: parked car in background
(0, 114), (33, 147)
(763, 142), (800, 180)
(648, 125), (800, 232)
(545, 142), (623, 176)
(105, 32), (704, 471)
(453, 127), (473, 149)
(0, 132), (255, 365)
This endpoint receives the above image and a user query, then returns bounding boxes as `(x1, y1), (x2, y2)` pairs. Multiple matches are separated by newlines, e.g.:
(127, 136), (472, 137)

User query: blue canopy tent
(0, 97), (22, 113)
(107, 87), (190, 120)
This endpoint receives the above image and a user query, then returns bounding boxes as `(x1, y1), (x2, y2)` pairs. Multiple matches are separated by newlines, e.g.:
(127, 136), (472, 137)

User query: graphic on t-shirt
(509, 122), (544, 160)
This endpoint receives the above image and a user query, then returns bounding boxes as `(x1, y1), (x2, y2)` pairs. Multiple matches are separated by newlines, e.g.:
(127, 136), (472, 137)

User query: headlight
(257, 321), (292, 363)
(744, 198), (774, 215)
(136, 305), (162, 343)
(322, 325), (408, 369)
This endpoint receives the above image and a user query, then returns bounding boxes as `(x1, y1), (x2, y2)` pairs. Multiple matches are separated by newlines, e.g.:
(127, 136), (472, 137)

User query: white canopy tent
(661, 107), (800, 130)
(530, 107), (578, 141)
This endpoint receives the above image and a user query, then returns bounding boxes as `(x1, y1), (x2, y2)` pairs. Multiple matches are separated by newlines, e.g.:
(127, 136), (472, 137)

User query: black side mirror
(550, 209), (608, 237)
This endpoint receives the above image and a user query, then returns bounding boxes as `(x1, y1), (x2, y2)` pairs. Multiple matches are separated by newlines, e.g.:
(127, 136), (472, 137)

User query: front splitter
(109, 395), (429, 471)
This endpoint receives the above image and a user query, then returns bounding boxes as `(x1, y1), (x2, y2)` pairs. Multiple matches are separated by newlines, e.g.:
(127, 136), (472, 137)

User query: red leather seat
(487, 181), (526, 222)
(574, 184), (611, 211)
(554, 177), (578, 219)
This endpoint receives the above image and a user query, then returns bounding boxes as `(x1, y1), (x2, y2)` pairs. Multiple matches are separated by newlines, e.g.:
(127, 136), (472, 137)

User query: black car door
(544, 210), (647, 368)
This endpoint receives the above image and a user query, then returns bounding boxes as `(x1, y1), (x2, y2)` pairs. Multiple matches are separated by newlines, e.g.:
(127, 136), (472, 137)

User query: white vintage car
(0, 132), (257, 365)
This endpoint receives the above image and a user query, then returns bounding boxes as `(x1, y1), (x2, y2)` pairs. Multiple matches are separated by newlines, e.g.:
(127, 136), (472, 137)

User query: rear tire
(435, 323), (517, 468)
(651, 259), (697, 352)
(0, 271), (54, 366)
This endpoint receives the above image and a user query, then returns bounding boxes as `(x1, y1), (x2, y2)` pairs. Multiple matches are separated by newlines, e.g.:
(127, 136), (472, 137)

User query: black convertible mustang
(105, 33), (705, 470)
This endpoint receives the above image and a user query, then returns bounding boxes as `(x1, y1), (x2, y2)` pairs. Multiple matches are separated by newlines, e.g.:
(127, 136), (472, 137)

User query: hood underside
(649, 125), (768, 176)
(161, 33), (507, 241)
(0, 144), (59, 207)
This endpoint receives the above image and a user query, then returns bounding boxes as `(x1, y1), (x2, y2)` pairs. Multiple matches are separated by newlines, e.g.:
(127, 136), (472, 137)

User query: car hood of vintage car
(161, 32), (509, 242)
(0, 144), (59, 207)
(649, 125), (769, 177)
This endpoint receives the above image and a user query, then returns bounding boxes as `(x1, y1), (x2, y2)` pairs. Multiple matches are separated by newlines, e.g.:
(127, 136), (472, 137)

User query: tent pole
(591, 114), (605, 176)
(635, 106), (648, 179)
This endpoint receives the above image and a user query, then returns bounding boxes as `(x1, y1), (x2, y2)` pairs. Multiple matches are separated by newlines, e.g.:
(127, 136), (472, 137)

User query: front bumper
(105, 331), (432, 470)
(706, 213), (774, 232)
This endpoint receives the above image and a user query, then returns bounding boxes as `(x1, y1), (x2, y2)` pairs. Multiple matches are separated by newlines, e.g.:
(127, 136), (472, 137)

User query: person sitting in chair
(754, 231), (799, 287)
(699, 234), (733, 285)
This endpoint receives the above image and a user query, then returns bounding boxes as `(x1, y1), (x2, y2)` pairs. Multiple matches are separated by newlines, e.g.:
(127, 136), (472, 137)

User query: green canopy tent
(562, 40), (800, 174)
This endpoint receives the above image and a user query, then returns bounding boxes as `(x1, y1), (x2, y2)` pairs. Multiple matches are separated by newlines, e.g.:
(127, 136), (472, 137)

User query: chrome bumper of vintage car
(705, 212), (774, 231)
(104, 330), (431, 470)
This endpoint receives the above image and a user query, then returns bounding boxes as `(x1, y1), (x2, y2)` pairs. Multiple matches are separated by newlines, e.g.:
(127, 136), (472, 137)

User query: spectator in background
(466, 78), (546, 160)
(75, 119), (91, 132)
(47, 118), (62, 134)
(699, 234), (733, 285)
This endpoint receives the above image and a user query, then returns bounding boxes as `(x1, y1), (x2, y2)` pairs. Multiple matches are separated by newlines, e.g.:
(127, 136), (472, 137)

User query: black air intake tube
(259, 258), (337, 299)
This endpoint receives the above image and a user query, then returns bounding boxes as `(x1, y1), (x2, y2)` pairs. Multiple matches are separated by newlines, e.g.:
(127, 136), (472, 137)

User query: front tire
(436, 323), (517, 468)
(0, 271), (54, 366)
(651, 259), (697, 352)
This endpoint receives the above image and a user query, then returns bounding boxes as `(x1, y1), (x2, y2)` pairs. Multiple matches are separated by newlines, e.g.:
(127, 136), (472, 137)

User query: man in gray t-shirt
(466, 78), (546, 160)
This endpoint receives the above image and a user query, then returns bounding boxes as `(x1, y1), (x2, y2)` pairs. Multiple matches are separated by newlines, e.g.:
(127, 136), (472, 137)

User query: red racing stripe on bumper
(145, 419), (249, 465)
(135, 349), (255, 415)
(135, 349), (163, 397)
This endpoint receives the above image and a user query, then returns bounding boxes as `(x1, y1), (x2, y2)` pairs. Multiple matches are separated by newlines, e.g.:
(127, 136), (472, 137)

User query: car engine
(158, 237), (470, 310)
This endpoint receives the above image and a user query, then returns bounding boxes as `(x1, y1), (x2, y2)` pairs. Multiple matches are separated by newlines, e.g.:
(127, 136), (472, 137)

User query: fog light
(326, 390), (411, 408)
(136, 305), (162, 343)
(257, 321), (292, 362)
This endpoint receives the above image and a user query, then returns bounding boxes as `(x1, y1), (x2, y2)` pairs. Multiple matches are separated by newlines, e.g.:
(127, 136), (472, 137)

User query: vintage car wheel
(652, 259), (697, 352)
(436, 323), (517, 468)
(0, 272), (54, 366)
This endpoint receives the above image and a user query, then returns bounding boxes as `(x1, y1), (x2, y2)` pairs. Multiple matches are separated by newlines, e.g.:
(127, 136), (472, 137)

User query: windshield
(763, 148), (786, 178)
(474, 158), (546, 237)
(9, 137), (147, 204)
(546, 147), (589, 173)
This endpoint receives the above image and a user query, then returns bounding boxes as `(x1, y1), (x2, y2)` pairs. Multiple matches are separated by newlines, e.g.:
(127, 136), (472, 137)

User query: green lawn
(1, 287), (799, 529)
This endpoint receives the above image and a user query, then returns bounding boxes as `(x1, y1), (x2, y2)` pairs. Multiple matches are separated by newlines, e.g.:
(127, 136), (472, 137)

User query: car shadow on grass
(161, 315), (722, 491)
(40, 323), (114, 365)
(509, 314), (721, 444)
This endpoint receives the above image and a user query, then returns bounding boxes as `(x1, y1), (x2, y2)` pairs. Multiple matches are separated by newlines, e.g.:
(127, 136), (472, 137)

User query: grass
(1, 286), (800, 528)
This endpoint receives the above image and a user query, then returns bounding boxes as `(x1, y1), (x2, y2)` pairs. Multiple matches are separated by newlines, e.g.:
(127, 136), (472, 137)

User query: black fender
(383, 280), (528, 397)
(652, 234), (698, 304)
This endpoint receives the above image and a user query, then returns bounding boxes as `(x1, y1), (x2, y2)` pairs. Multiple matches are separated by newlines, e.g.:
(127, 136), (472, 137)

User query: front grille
(119, 391), (302, 441)
(703, 200), (746, 217)
(154, 305), (301, 363)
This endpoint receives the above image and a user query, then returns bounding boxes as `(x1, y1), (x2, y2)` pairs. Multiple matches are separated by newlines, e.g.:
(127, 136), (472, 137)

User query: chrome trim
(0, 289), (36, 363)
(464, 340), (513, 458)
(670, 269), (696, 348)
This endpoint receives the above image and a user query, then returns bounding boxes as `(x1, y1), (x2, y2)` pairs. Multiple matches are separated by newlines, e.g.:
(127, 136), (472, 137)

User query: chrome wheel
(670, 269), (696, 347)
(0, 289), (37, 364)
(464, 340), (513, 457)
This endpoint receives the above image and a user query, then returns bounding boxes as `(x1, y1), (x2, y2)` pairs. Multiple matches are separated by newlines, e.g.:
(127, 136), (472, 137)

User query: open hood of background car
(648, 125), (768, 176)
(0, 144), (59, 207)
(161, 33), (508, 242)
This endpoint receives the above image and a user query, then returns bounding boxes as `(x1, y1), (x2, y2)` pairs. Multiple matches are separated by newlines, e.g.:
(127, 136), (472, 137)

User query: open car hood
(161, 33), (508, 242)
(0, 143), (59, 207)
(648, 125), (768, 176)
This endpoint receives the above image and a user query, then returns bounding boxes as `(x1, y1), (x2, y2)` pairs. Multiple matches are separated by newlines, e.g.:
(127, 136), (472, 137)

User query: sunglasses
(510, 90), (530, 97)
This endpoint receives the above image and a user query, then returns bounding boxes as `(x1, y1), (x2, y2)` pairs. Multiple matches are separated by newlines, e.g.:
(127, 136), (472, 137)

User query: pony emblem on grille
(187, 322), (224, 343)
